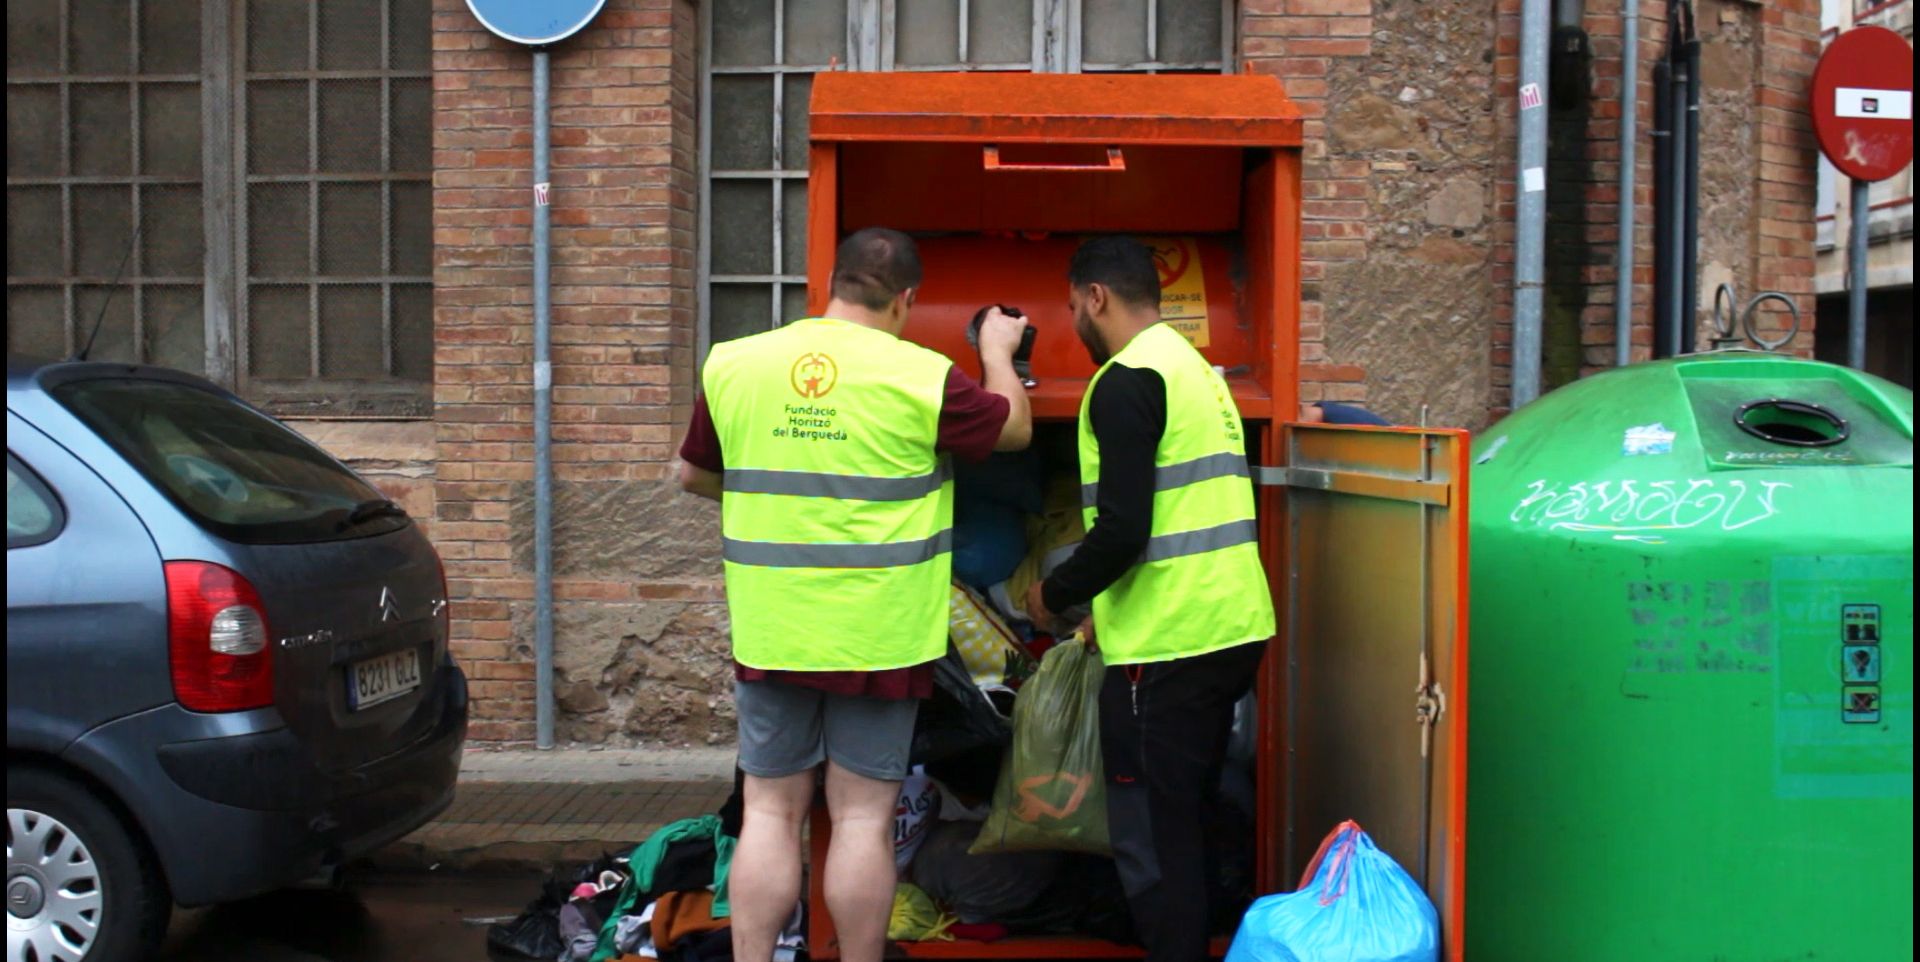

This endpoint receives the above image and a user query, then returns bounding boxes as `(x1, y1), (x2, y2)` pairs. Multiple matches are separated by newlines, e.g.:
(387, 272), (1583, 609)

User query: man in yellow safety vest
(1026, 236), (1275, 962)
(679, 227), (1032, 962)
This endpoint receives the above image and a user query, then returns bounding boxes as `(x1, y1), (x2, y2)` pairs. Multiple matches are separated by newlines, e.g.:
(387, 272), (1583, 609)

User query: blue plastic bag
(1224, 820), (1439, 962)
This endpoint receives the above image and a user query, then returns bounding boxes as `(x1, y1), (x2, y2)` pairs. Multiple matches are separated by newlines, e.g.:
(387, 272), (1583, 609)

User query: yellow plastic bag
(970, 639), (1110, 856)
(888, 883), (956, 942)
(949, 583), (1029, 687)
(1002, 476), (1087, 618)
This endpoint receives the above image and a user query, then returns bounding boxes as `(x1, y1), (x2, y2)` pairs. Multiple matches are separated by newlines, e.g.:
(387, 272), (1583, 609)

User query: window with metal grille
(699, 0), (1234, 353)
(6, 0), (432, 418)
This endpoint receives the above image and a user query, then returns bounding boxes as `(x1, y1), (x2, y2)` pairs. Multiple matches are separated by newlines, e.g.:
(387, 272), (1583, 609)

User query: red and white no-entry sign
(1811, 26), (1914, 183)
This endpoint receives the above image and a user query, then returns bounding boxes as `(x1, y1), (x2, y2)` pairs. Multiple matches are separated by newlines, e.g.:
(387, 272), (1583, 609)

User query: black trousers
(1100, 640), (1267, 962)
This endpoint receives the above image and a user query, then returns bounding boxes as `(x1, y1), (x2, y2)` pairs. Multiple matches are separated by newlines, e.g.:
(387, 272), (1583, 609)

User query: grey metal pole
(1613, 0), (1638, 367)
(1513, 0), (1551, 408)
(532, 50), (556, 750)
(1848, 177), (1869, 370)
(1664, 56), (1687, 358)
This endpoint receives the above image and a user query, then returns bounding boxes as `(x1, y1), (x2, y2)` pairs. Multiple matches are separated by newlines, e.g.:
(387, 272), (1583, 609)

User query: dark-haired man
(1026, 236), (1275, 962)
(678, 227), (1031, 962)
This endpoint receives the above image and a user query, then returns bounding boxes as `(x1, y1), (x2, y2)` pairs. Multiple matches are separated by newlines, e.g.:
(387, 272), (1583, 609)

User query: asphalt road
(158, 869), (541, 962)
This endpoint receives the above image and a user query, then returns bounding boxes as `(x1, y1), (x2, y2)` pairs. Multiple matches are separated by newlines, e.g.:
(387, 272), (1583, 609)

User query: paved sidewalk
(373, 748), (736, 873)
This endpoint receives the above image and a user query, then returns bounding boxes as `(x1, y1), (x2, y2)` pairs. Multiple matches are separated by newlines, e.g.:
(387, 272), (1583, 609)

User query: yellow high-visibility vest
(1076, 323), (1275, 665)
(703, 318), (955, 670)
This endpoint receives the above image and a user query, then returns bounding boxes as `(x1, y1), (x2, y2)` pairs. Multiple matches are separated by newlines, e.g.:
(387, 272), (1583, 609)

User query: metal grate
(6, 0), (205, 370)
(240, 0), (432, 415)
(6, 0), (431, 416)
(698, 0), (1234, 355)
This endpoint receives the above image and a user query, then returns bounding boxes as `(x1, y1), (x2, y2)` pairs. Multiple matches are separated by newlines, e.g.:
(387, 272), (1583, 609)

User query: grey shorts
(734, 679), (920, 782)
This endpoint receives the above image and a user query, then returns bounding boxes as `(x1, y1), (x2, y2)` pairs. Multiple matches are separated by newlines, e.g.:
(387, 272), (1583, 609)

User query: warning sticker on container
(1772, 557), (1910, 799)
(1144, 236), (1210, 349)
(1843, 645), (1882, 685)
(1843, 686), (1883, 724)
(1843, 603), (1882, 643)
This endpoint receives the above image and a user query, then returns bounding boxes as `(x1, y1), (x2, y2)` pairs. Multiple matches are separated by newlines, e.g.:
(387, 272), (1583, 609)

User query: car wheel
(7, 768), (169, 962)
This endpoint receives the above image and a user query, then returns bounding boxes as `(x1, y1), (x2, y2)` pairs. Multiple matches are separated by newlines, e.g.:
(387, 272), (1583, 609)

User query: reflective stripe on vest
(720, 529), (954, 568)
(703, 318), (955, 672)
(725, 461), (953, 501)
(1080, 451), (1252, 507)
(1077, 323), (1276, 666)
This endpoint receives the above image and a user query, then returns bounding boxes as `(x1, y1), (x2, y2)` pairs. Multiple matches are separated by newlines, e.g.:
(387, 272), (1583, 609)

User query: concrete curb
(370, 750), (739, 875)
(367, 837), (641, 875)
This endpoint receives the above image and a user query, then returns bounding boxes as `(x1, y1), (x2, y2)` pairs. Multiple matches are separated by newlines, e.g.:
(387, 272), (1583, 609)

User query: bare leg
(822, 761), (901, 962)
(730, 770), (815, 962)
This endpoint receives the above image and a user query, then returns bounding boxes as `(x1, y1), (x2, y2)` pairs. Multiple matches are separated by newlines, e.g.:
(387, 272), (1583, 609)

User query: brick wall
(1750, 0), (1823, 353)
(1241, 0), (1502, 430)
(1491, 0), (1821, 421)
(431, 0), (716, 745)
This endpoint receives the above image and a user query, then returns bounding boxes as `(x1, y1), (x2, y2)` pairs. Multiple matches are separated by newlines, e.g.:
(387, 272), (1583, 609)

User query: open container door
(1262, 423), (1470, 962)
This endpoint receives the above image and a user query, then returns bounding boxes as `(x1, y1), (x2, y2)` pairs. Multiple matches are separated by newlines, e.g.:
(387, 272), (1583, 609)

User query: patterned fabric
(949, 582), (1031, 687)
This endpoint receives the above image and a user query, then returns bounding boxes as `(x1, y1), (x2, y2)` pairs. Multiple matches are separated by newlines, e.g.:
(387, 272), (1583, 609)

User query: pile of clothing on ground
(486, 782), (805, 962)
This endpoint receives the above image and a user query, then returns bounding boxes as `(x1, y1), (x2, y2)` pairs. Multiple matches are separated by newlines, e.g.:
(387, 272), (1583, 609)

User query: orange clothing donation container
(803, 71), (1470, 961)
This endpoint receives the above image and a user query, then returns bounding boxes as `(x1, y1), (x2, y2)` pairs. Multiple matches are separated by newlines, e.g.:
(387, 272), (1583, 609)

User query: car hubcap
(6, 877), (43, 920)
(7, 808), (103, 962)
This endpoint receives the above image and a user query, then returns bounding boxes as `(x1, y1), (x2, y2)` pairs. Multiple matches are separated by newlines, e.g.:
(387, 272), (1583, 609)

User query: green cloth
(590, 815), (737, 962)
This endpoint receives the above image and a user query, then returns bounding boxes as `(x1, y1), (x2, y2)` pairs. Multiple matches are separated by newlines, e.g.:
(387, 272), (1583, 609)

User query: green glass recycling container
(1466, 353), (1913, 960)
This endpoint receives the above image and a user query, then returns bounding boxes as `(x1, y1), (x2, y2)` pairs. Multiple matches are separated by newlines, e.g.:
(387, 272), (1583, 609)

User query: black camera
(966, 304), (1038, 388)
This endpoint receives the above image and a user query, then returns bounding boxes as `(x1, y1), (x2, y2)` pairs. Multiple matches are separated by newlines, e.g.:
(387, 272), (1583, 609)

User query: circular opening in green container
(1734, 399), (1850, 447)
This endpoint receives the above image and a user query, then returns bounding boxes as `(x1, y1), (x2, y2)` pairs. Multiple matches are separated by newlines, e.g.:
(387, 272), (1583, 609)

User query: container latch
(1415, 653), (1446, 760)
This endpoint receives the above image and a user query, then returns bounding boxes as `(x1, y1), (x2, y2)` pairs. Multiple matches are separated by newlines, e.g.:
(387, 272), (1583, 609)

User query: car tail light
(166, 561), (274, 712)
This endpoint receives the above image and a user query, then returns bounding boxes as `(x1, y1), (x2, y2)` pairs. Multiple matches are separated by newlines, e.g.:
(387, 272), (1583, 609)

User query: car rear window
(52, 378), (410, 545)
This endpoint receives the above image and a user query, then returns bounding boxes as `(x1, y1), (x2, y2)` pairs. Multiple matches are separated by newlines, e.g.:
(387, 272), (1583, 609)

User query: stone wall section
(1242, 0), (1501, 430)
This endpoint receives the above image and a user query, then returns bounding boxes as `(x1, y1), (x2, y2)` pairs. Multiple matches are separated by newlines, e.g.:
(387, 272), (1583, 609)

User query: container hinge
(1415, 686), (1445, 758)
(1416, 672), (1446, 759)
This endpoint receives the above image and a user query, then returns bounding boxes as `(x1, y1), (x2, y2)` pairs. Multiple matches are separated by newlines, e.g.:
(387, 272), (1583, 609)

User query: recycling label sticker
(1844, 644), (1882, 685)
(1843, 685), (1883, 724)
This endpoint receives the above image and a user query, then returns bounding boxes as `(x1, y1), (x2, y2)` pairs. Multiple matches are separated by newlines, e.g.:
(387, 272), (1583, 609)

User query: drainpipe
(1513, 0), (1551, 408)
(1614, 0), (1639, 366)
(532, 51), (556, 750)
(1679, 26), (1701, 352)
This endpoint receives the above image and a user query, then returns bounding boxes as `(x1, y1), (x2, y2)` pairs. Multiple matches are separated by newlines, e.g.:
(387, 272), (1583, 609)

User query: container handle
(982, 145), (1126, 173)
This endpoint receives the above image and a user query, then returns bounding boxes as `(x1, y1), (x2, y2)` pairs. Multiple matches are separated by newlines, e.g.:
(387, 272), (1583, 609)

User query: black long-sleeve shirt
(1040, 363), (1166, 614)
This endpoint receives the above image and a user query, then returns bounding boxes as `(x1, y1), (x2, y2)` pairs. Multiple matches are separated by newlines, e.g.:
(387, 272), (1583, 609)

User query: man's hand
(1024, 580), (1057, 632)
(977, 307), (1027, 363)
(1076, 617), (1097, 653)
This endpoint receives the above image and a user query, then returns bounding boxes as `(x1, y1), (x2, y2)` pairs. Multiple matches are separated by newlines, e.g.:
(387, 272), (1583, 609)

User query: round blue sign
(465, 0), (608, 46)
